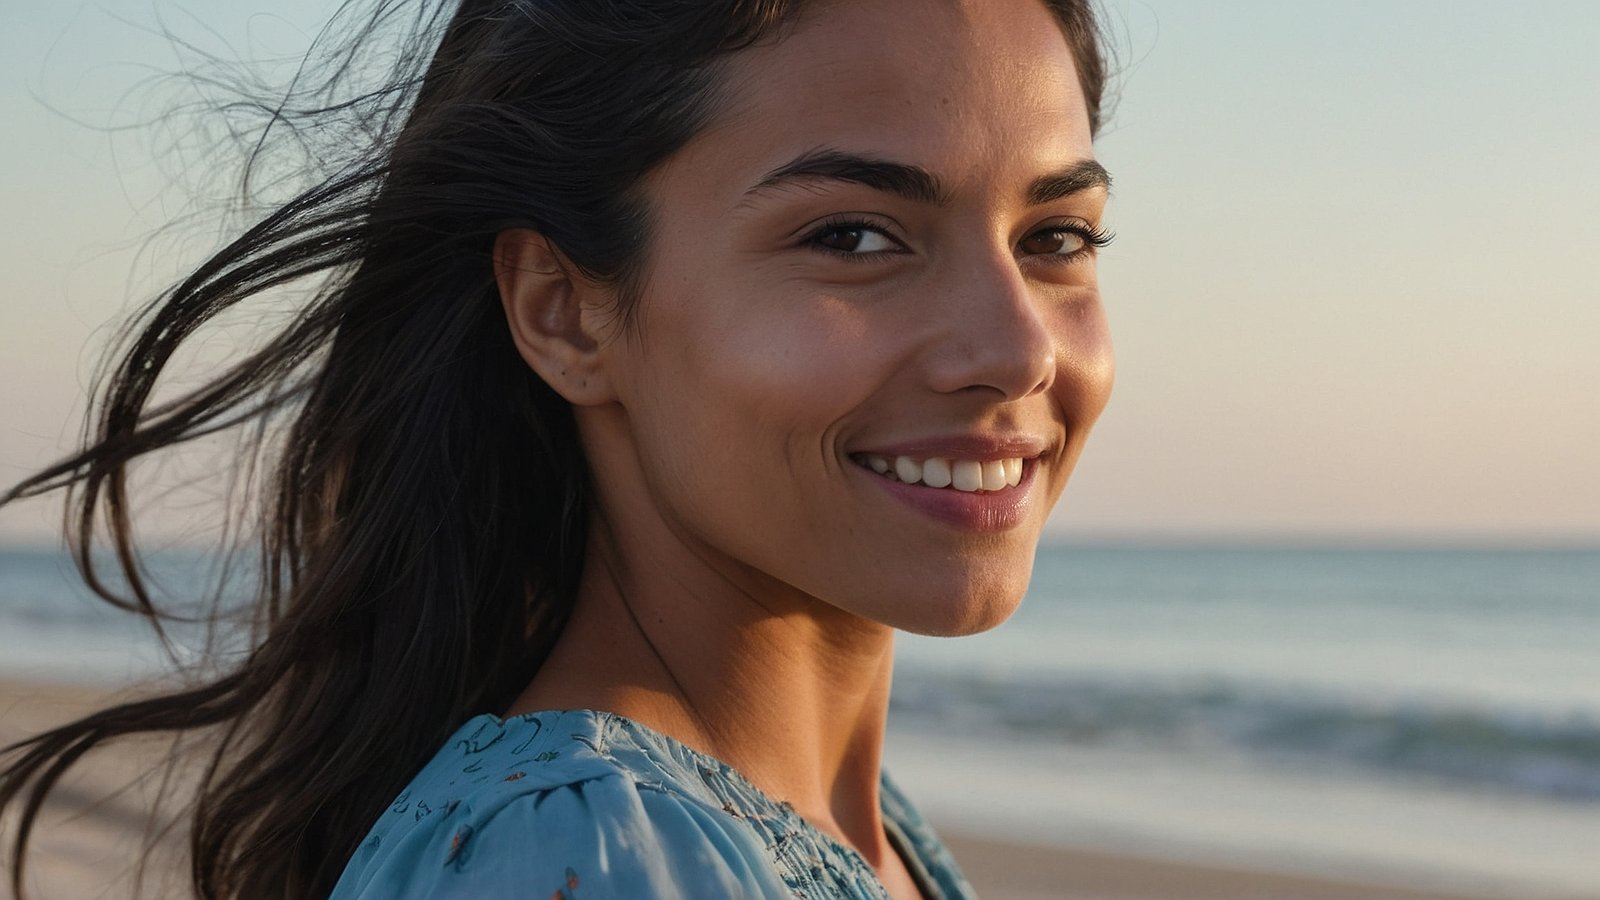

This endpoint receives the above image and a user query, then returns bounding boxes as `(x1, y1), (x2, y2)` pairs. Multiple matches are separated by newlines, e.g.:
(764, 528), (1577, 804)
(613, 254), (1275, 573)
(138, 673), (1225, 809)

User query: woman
(2, 0), (1113, 897)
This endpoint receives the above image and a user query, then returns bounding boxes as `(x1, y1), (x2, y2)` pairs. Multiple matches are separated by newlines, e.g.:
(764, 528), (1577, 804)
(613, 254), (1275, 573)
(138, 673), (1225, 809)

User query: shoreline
(0, 677), (1522, 899)
(938, 831), (1507, 900)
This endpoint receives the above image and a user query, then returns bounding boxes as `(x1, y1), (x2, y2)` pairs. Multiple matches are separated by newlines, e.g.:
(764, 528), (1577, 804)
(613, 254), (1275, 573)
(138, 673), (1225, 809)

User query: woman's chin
(882, 583), (1030, 638)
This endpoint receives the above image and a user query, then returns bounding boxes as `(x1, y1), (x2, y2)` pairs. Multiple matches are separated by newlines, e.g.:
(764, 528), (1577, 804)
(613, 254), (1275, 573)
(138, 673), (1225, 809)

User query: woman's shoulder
(330, 709), (794, 899)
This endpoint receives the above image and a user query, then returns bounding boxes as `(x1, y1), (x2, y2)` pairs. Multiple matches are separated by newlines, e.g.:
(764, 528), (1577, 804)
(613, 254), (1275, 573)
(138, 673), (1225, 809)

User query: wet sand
(940, 831), (1500, 900)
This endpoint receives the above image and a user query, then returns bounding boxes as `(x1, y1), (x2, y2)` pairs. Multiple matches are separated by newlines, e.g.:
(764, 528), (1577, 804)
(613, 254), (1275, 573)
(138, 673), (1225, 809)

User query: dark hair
(0, 2), (1109, 897)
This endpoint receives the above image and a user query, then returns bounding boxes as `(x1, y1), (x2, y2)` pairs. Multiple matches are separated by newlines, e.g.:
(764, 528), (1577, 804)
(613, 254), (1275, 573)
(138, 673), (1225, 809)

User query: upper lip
(851, 434), (1050, 462)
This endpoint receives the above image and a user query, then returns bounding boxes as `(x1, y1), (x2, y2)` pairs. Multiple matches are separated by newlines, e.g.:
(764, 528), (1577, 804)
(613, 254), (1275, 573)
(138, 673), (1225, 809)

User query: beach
(3, 677), (1505, 900)
(5, 544), (1598, 898)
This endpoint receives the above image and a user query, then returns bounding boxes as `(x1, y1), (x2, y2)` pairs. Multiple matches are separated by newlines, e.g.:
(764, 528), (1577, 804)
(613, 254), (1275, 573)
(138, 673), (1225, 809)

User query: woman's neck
(505, 521), (901, 869)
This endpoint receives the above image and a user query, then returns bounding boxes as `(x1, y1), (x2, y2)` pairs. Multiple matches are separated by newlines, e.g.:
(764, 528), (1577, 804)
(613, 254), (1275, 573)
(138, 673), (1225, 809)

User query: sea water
(2, 543), (1597, 897)
(890, 545), (1600, 898)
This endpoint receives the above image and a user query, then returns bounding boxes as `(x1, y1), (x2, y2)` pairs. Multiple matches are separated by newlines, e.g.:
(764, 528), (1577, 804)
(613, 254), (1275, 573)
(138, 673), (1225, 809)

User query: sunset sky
(3, 1), (1597, 545)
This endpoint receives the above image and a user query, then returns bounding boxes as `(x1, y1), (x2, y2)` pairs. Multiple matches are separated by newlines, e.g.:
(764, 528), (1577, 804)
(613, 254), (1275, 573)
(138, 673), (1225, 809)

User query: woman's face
(589, 0), (1113, 636)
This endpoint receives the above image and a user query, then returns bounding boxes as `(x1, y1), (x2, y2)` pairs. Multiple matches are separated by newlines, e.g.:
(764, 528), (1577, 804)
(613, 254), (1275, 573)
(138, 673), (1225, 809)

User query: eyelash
(1034, 222), (1116, 259)
(803, 217), (1114, 262)
(803, 216), (907, 261)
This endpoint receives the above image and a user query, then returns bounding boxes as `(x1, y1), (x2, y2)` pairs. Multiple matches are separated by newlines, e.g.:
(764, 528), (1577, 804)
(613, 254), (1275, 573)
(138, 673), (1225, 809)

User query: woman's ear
(494, 229), (617, 406)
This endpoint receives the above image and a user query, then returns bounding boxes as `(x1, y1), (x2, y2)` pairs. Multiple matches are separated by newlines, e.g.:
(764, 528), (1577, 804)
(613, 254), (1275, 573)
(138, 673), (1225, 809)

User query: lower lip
(852, 460), (1038, 533)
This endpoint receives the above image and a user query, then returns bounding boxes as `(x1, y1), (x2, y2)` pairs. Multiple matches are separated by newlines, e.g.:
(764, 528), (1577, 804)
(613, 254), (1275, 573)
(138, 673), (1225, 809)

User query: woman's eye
(811, 225), (900, 255)
(1020, 228), (1087, 256)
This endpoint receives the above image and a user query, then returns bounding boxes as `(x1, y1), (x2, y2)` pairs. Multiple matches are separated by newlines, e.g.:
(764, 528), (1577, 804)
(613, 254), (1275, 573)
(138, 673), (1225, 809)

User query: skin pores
(577, 0), (1114, 638)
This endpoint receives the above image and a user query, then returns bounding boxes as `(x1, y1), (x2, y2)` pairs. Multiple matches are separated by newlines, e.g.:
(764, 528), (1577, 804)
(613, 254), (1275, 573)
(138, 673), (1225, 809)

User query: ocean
(890, 545), (1600, 898)
(2, 543), (1597, 897)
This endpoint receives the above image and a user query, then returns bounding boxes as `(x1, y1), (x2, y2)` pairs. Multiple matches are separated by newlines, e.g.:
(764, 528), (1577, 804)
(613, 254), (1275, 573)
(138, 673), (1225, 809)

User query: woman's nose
(921, 253), (1057, 401)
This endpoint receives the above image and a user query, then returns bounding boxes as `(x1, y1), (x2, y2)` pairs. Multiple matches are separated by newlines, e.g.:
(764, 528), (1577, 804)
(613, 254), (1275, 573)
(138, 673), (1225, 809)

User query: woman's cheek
(1052, 294), (1116, 423)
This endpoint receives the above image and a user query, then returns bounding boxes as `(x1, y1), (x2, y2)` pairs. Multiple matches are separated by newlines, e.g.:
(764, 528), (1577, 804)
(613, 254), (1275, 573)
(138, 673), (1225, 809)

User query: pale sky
(2, 1), (1597, 545)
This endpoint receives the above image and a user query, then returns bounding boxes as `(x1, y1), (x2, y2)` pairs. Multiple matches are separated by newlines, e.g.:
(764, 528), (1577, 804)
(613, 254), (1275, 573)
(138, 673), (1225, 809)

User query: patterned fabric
(331, 710), (975, 899)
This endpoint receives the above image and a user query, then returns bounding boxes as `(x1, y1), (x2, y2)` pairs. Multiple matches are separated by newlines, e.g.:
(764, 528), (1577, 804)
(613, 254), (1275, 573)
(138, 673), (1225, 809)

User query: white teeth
(894, 456), (923, 484)
(951, 460), (984, 492)
(861, 453), (1028, 491)
(981, 460), (1007, 491)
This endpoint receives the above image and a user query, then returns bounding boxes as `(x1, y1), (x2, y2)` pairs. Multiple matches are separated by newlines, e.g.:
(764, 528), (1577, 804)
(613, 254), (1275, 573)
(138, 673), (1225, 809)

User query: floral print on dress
(329, 710), (976, 899)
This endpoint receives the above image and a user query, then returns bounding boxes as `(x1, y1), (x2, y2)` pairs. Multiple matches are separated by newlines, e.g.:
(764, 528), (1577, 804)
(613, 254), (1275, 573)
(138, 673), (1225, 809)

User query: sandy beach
(1, 677), (1503, 899)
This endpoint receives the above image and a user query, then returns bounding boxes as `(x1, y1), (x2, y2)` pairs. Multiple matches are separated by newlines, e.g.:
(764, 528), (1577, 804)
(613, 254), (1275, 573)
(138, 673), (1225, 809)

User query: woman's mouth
(852, 454), (1026, 492)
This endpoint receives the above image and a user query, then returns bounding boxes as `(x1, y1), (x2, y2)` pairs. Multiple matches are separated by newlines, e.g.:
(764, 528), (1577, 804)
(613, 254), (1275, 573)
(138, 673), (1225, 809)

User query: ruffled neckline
(480, 708), (951, 899)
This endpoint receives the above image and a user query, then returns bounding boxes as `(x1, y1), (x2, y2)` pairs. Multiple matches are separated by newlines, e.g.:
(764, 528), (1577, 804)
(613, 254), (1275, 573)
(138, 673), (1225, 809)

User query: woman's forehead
(684, 0), (1094, 203)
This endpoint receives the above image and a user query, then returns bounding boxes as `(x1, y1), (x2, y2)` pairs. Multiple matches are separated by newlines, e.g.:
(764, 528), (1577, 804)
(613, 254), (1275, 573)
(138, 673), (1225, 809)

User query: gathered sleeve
(332, 769), (794, 899)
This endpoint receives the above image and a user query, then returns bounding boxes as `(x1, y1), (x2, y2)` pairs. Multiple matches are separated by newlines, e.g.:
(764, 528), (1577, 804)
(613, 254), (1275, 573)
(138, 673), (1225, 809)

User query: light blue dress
(330, 709), (976, 899)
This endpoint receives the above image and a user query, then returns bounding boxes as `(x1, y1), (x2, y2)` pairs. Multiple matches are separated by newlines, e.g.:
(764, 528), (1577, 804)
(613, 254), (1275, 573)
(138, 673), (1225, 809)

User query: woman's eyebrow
(1027, 159), (1112, 205)
(745, 149), (947, 205)
(744, 148), (1111, 207)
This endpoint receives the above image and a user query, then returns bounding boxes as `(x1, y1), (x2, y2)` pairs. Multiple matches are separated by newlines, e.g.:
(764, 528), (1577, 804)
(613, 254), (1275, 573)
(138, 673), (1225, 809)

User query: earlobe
(493, 229), (615, 405)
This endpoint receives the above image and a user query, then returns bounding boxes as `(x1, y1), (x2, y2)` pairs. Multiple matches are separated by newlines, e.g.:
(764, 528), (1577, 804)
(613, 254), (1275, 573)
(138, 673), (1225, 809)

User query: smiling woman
(0, 1), (1110, 898)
